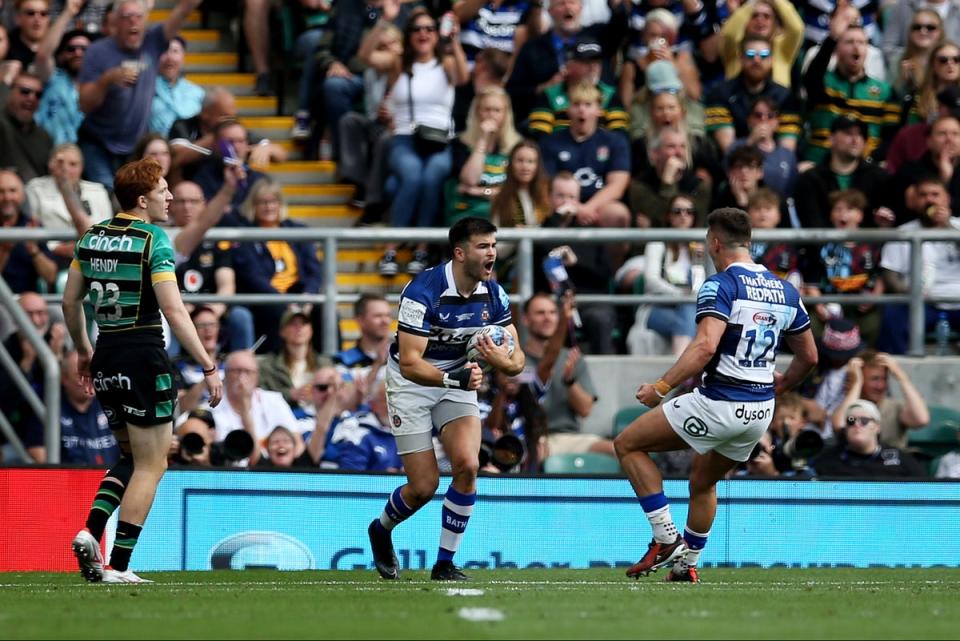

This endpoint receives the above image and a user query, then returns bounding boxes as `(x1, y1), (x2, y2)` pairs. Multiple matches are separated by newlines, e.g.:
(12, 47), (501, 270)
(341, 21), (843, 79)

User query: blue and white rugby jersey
(696, 262), (810, 402)
(389, 261), (512, 373)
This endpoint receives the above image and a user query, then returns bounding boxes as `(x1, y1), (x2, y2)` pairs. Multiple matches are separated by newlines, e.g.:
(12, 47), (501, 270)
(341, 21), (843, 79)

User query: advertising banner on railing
(3, 468), (959, 572)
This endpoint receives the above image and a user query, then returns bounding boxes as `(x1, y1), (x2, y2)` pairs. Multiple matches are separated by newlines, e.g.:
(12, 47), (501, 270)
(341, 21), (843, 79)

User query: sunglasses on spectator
(846, 415), (876, 427)
(669, 206), (697, 216)
(751, 110), (778, 120)
(937, 55), (960, 64)
(16, 86), (42, 98)
(22, 9), (49, 17)
(64, 44), (88, 53)
(743, 49), (772, 60)
(314, 383), (331, 391)
(411, 24), (437, 33)
(912, 23), (939, 32)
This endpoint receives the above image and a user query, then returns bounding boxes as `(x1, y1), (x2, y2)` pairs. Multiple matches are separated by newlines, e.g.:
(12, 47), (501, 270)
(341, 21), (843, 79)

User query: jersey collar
(443, 261), (487, 298)
(726, 261), (765, 273)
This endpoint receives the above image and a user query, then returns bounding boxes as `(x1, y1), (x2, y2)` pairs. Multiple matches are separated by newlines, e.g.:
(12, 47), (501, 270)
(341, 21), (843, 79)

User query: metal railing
(3, 226), (958, 358)
(2, 225), (959, 462)
(0, 276), (61, 463)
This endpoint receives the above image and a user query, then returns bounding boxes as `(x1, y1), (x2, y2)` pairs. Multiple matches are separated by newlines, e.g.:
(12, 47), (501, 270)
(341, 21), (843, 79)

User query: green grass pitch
(2, 568), (959, 639)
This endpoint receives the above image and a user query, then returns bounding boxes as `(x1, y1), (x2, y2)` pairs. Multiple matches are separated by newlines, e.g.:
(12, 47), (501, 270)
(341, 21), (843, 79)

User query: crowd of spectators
(0, 0), (958, 476)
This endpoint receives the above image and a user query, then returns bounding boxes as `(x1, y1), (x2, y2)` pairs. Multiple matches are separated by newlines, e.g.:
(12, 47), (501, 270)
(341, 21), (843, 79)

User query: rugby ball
(466, 325), (515, 372)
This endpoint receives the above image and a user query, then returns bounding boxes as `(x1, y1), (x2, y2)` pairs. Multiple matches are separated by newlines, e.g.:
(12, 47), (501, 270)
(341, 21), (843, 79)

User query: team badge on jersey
(597, 145), (609, 162)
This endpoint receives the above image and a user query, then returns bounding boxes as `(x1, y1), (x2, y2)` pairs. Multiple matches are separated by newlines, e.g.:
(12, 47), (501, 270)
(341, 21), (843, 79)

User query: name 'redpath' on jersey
(390, 261), (512, 373)
(71, 213), (176, 335)
(696, 262), (811, 402)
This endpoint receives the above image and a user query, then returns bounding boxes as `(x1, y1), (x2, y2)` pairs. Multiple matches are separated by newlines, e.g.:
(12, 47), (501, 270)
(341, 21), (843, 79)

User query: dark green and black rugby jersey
(70, 213), (177, 334)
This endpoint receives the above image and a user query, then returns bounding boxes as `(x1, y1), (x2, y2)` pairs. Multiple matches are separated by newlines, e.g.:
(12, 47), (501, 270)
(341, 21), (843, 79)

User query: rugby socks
(437, 485), (475, 563)
(109, 521), (142, 572)
(85, 458), (134, 542)
(638, 492), (680, 544)
(376, 486), (418, 534)
(676, 526), (709, 572)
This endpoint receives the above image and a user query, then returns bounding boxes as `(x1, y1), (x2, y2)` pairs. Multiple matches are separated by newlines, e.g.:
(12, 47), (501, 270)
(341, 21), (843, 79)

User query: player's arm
(62, 265), (91, 355)
(62, 264), (94, 395)
(155, 280), (222, 407)
(472, 324), (525, 376)
(636, 316), (726, 407)
(774, 328), (818, 395)
(397, 331), (482, 391)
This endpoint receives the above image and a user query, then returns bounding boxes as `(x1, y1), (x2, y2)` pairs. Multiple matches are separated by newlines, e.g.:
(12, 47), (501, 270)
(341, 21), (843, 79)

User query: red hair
(114, 159), (164, 211)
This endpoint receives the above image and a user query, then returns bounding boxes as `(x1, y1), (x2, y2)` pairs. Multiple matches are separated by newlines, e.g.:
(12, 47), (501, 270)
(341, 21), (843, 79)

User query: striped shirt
(71, 213), (176, 338)
(529, 82), (629, 137)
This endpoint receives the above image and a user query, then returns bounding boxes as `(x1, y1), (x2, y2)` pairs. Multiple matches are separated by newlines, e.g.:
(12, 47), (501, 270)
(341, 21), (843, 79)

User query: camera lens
(180, 432), (206, 455)
(222, 429), (255, 461)
(491, 434), (525, 471)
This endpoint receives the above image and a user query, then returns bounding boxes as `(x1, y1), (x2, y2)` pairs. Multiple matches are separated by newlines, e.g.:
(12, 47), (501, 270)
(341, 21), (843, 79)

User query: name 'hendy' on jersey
(390, 261), (512, 373)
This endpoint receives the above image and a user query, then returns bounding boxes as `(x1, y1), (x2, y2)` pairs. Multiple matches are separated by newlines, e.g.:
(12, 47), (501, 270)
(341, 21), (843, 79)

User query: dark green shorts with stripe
(90, 344), (177, 428)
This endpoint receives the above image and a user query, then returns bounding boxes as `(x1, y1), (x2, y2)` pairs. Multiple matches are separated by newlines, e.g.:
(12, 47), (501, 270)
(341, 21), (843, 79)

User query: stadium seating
(908, 406), (960, 458)
(612, 406), (649, 437)
(542, 453), (621, 474)
(169, 0), (409, 349)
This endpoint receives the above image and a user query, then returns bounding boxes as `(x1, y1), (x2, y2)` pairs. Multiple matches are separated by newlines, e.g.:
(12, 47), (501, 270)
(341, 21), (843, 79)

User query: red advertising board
(0, 468), (104, 571)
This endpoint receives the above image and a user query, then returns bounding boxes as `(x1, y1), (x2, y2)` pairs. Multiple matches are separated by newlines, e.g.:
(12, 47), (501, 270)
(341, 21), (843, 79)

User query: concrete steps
(235, 96), (279, 116)
(149, 9), (201, 27)
(181, 29), (222, 52)
(184, 52), (238, 73)
(238, 116), (296, 141)
(163, 4), (415, 313)
(185, 72), (257, 96)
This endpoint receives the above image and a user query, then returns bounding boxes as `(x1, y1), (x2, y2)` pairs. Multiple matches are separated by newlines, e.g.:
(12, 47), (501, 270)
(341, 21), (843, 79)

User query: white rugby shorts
(385, 362), (479, 454)
(661, 388), (775, 462)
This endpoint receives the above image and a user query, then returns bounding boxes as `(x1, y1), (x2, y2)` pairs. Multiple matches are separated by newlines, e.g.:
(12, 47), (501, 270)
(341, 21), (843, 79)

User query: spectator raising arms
(77, 0), (203, 189)
(829, 350), (930, 449)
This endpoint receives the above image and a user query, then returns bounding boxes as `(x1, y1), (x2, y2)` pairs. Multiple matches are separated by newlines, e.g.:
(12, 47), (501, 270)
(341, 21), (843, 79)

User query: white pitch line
(1, 578), (958, 590)
(446, 588), (485, 596)
(458, 607), (504, 622)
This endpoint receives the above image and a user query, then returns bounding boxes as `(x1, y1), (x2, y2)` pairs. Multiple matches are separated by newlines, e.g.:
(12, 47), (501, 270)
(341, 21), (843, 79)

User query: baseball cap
(845, 399), (882, 424)
(646, 60), (683, 95)
(280, 305), (310, 327)
(55, 29), (100, 57)
(566, 34), (603, 62)
(830, 115), (868, 137)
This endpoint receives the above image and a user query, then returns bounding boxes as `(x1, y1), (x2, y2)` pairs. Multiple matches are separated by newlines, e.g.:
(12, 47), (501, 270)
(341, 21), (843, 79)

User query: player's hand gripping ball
(466, 325), (515, 372)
